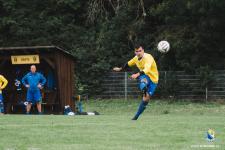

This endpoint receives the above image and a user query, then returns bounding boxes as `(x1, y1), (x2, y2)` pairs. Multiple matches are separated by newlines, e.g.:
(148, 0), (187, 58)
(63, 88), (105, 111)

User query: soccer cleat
(131, 116), (138, 120)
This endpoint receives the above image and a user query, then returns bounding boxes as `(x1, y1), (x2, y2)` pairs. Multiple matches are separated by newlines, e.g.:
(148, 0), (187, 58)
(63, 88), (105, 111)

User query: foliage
(156, 71), (181, 98)
(0, 0), (224, 96)
(197, 65), (214, 88)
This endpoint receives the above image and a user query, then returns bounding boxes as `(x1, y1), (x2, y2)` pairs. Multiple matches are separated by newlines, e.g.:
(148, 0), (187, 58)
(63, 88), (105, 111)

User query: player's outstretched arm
(113, 67), (122, 72)
(113, 63), (130, 72)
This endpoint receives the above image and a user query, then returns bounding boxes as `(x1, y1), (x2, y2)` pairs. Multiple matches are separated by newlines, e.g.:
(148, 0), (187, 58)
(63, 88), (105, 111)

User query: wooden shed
(0, 46), (76, 114)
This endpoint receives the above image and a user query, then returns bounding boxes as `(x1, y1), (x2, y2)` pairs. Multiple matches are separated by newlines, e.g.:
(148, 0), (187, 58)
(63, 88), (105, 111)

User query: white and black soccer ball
(157, 40), (170, 53)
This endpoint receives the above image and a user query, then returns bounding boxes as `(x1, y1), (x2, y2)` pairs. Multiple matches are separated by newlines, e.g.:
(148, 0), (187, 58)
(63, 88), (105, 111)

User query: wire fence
(95, 70), (225, 101)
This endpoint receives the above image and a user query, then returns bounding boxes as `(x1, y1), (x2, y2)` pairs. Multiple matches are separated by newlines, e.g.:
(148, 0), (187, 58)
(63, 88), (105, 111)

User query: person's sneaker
(38, 112), (43, 115)
(131, 116), (138, 120)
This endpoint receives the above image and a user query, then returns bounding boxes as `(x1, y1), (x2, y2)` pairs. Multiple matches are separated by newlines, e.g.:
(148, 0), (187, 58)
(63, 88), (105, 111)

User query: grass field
(0, 99), (225, 150)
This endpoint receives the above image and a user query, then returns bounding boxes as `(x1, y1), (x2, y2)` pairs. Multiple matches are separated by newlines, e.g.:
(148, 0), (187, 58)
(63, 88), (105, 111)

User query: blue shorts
(0, 93), (3, 102)
(138, 74), (157, 96)
(0, 94), (4, 113)
(27, 90), (42, 104)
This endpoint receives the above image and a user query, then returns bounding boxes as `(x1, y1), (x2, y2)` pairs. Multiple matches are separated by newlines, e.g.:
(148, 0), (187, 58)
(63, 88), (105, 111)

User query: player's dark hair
(134, 42), (144, 49)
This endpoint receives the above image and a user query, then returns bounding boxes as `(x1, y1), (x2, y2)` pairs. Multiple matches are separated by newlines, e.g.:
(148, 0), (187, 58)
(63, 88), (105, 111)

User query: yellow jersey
(128, 53), (159, 83)
(0, 75), (8, 94)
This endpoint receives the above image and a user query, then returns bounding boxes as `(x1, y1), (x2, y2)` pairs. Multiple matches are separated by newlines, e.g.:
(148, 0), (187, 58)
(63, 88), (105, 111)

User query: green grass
(0, 99), (225, 150)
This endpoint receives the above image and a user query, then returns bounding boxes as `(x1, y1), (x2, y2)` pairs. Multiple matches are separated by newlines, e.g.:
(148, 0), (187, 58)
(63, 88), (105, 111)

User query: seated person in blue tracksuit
(22, 65), (46, 114)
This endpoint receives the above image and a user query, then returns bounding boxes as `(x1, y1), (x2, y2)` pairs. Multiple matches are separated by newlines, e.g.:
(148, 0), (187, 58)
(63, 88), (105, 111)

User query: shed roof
(0, 45), (75, 59)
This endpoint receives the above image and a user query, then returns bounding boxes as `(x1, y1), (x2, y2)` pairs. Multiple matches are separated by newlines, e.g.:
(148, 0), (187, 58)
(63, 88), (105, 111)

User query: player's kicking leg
(132, 75), (157, 120)
(132, 94), (150, 120)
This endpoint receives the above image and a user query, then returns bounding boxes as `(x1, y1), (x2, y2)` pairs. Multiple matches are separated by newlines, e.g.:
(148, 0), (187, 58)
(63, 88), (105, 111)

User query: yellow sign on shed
(11, 55), (40, 64)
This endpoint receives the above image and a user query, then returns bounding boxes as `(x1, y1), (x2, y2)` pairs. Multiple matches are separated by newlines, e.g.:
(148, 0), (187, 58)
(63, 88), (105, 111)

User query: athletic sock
(133, 100), (149, 120)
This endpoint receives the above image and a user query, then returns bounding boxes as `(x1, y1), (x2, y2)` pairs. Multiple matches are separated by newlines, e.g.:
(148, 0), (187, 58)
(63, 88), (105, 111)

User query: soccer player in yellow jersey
(0, 75), (8, 114)
(113, 44), (158, 120)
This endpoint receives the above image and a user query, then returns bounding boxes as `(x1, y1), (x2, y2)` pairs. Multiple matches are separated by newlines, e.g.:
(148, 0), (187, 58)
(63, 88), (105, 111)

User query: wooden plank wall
(55, 52), (75, 112)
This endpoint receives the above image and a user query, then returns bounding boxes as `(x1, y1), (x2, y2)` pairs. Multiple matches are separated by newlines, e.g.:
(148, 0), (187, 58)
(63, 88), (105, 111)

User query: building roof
(0, 45), (75, 59)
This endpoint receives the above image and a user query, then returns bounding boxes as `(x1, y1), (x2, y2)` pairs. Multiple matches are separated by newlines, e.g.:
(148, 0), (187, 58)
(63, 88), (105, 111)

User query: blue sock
(134, 100), (149, 119)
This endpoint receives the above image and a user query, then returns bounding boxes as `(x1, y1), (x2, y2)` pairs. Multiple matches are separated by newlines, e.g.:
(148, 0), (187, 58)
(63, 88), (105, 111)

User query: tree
(0, 0), (224, 96)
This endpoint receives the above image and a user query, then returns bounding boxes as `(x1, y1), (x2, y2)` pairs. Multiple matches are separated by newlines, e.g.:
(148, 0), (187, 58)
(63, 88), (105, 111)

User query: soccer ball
(157, 40), (170, 53)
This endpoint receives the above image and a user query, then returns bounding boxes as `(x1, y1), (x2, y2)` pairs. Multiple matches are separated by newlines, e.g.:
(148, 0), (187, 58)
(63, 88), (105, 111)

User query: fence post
(125, 72), (127, 100)
(165, 71), (167, 85)
(205, 87), (208, 102)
